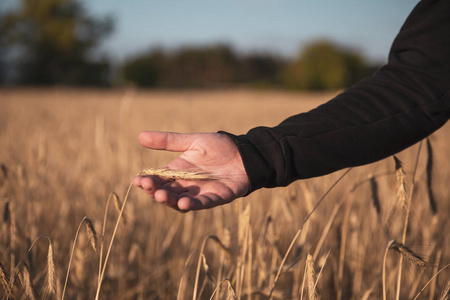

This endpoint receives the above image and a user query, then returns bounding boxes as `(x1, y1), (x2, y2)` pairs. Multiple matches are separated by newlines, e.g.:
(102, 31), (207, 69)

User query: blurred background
(2, 2), (450, 299)
(0, 0), (419, 90)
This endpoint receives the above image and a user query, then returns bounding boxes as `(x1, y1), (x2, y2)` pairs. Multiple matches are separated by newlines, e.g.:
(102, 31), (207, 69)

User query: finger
(154, 189), (179, 207)
(177, 197), (201, 211)
(138, 131), (199, 152)
(132, 175), (164, 194)
(138, 176), (159, 194)
(132, 176), (142, 188)
(177, 193), (224, 211)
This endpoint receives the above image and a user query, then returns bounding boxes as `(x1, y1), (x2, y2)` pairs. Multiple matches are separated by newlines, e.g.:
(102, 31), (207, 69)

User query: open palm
(132, 131), (249, 211)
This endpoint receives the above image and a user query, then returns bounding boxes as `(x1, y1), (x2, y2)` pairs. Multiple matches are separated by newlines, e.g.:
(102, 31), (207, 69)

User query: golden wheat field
(0, 88), (449, 300)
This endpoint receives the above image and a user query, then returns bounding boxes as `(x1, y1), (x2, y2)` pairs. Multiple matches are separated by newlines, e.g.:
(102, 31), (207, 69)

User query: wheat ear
(425, 139), (437, 214)
(208, 278), (237, 300)
(369, 176), (381, 214)
(98, 191), (126, 287)
(47, 240), (56, 296)
(112, 192), (127, 223)
(62, 216), (97, 300)
(140, 168), (216, 181)
(393, 156), (407, 210)
(306, 253), (319, 300)
(439, 280), (450, 300)
(0, 261), (12, 297)
(396, 142), (422, 300)
(83, 217), (97, 251)
(413, 264), (450, 300)
(20, 263), (37, 300)
(388, 240), (427, 268)
(268, 168), (352, 300)
(95, 182), (133, 300)
(11, 235), (56, 297)
(193, 235), (224, 300)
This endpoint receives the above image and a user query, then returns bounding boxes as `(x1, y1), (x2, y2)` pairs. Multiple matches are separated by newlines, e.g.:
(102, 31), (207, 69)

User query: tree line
(0, 0), (379, 90)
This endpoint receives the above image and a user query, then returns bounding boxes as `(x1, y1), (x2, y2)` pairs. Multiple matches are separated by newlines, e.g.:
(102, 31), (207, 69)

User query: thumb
(138, 131), (198, 152)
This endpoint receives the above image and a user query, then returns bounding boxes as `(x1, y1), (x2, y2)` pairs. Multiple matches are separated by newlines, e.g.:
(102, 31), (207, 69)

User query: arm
(134, 0), (450, 211)
(221, 0), (450, 193)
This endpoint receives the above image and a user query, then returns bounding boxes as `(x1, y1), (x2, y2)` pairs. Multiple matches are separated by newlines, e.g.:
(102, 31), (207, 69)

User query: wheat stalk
(412, 264), (450, 300)
(5, 200), (17, 287)
(268, 168), (352, 300)
(98, 191), (126, 287)
(193, 235), (224, 300)
(396, 142), (422, 300)
(201, 254), (216, 286)
(96, 182), (133, 300)
(140, 168), (216, 181)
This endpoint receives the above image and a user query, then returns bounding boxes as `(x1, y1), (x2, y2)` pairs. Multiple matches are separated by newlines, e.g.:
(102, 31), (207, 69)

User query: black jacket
(222, 0), (450, 194)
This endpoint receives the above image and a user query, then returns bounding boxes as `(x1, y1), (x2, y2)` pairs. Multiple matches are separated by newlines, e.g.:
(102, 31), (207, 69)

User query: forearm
(221, 0), (450, 194)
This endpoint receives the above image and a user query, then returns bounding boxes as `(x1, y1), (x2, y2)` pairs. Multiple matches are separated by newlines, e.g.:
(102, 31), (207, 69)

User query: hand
(132, 131), (250, 212)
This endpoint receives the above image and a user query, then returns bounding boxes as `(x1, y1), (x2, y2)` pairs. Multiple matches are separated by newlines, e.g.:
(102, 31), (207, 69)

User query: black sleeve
(220, 0), (450, 194)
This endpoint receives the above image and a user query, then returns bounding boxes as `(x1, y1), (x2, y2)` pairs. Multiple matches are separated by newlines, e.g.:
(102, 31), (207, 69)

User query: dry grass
(0, 88), (449, 299)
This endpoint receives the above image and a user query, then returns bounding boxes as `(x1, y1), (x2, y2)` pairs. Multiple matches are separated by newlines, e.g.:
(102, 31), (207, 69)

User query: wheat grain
(3, 201), (10, 223)
(208, 235), (232, 257)
(0, 163), (8, 179)
(20, 264), (37, 300)
(222, 227), (231, 249)
(140, 168), (216, 181)
(47, 241), (56, 295)
(306, 253), (319, 300)
(194, 234), (228, 300)
(201, 254), (216, 286)
(440, 280), (450, 300)
(388, 240), (427, 268)
(426, 139), (437, 214)
(112, 192), (127, 223)
(0, 261), (11, 297)
(369, 176), (381, 214)
(394, 156), (407, 209)
(83, 217), (97, 251)
(227, 280), (237, 300)
(208, 278), (236, 300)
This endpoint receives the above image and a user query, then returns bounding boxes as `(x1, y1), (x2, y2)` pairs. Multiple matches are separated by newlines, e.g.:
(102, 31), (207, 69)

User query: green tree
(120, 49), (165, 87)
(120, 45), (286, 88)
(1, 0), (113, 85)
(165, 45), (239, 87)
(282, 40), (372, 90)
(239, 53), (286, 87)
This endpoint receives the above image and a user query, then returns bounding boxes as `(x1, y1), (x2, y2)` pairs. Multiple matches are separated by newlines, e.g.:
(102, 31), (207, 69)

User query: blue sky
(2, 0), (421, 63)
